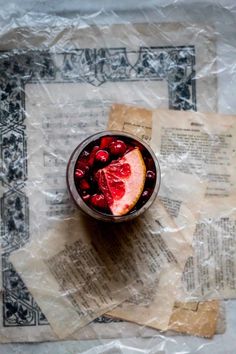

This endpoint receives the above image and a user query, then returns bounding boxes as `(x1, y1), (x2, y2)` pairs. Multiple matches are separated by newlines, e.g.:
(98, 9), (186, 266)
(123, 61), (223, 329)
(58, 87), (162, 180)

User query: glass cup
(67, 130), (161, 222)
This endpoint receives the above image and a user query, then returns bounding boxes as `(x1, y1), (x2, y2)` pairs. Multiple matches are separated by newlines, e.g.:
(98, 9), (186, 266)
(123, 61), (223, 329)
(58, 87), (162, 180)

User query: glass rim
(67, 130), (161, 222)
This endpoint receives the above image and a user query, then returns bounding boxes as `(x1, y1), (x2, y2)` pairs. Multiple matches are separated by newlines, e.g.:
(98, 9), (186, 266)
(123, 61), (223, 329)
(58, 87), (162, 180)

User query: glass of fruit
(67, 131), (161, 222)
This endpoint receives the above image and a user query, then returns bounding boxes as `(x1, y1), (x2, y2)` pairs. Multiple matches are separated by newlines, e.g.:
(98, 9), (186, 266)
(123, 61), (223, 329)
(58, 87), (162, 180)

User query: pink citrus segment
(97, 148), (146, 216)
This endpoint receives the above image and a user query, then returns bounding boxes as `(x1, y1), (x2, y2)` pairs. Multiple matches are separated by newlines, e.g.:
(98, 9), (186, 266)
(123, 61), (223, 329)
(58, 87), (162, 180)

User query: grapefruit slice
(97, 148), (146, 216)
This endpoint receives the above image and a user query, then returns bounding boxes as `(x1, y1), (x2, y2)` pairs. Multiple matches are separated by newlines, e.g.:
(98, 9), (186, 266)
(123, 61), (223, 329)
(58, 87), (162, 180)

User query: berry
(95, 150), (109, 163)
(109, 140), (127, 156)
(141, 189), (152, 201)
(88, 175), (98, 193)
(88, 146), (100, 166)
(75, 168), (85, 179)
(79, 179), (90, 191)
(100, 136), (115, 149)
(75, 160), (89, 175)
(90, 194), (108, 209)
(144, 157), (155, 171)
(82, 194), (90, 202)
(146, 170), (156, 182)
(80, 150), (90, 160)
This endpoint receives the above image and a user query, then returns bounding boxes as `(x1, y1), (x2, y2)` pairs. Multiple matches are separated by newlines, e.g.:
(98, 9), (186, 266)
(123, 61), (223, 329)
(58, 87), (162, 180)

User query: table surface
(1, 1), (236, 353)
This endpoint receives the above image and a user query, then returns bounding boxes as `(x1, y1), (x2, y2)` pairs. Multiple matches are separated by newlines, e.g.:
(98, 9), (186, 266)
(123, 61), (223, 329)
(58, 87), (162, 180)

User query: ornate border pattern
(0, 46), (196, 327)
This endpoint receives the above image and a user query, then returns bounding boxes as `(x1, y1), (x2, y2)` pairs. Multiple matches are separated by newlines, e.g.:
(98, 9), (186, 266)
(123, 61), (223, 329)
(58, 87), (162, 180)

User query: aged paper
(181, 196), (236, 300)
(0, 23), (217, 113)
(108, 104), (152, 142)
(107, 104), (220, 336)
(0, 22), (218, 342)
(106, 197), (193, 332)
(151, 108), (236, 300)
(151, 109), (236, 198)
(106, 266), (182, 331)
(158, 168), (206, 245)
(10, 201), (191, 338)
(168, 301), (219, 338)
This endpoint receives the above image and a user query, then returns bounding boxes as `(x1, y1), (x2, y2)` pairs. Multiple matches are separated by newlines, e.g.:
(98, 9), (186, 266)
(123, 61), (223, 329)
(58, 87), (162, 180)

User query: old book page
(106, 266), (183, 331)
(107, 104), (220, 337)
(181, 196), (236, 300)
(10, 201), (190, 338)
(108, 104), (152, 142)
(151, 109), (236, 198)
(158, 168), (205, 245)
(151, 173), (222, 337)
(151, 109), (236, 300)
(168, 301), (219, 338)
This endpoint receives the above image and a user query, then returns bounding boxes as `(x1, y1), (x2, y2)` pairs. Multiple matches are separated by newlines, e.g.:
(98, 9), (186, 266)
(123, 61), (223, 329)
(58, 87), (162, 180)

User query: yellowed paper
(106, 196), (194, 330)
(168, 301), (219, 338)
(157, 171), (222, 336)
(10, 201), (190, 338)
(107, 265), (182, 331)
(108, 104), (152, 142)
(158, 168), (206, 245)
(151, 109), (236, 198)
(180, 196), (236, 300)
(107, 104), (213, 334)
(151, 109), (236, 300)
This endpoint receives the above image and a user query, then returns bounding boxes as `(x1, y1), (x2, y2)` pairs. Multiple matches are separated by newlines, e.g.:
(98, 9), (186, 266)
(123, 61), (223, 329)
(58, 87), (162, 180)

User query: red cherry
(82, 194), (90, 202)
(76, 160), (89, 175)
(75, 168), (85, 179)
(95, 150), (109, 163)
(88, 174), (96, 184)
(146, 170), (156, 181)
(109, 140), (127, 155)
(79, 179), (90, 191)
(80, 150), (90, 160)
(88, 146), (100, 167)
(93, 145), (100, 151)
(100, 136), (115, 149)
(144, 157), (155, 171)
(141, 189), (152, 201)
(90, 194), (108, 209)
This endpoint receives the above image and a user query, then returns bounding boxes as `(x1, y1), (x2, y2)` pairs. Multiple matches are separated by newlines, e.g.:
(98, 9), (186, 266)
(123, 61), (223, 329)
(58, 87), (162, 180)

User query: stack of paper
(10, 104), (236, 339)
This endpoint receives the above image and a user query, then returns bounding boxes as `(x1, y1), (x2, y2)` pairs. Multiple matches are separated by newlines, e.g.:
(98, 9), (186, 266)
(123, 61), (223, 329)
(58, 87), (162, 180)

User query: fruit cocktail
(67, 131), (161, 222)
